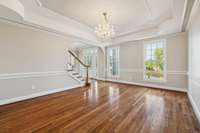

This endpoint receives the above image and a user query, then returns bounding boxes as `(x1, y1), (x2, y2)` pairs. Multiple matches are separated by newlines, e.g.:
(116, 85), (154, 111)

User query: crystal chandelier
(94, 12), (115, 40)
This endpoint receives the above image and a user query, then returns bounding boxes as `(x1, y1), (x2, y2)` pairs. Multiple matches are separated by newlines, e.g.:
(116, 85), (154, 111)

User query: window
(144, 39), (166, 81)
(107, 47), (120, 77)
(83, 48), (97, 67)
(84, 55), (92, 66)
(82, 48), (98, 77)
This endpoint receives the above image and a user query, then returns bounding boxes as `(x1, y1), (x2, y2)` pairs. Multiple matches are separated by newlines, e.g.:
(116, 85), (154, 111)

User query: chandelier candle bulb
(94, 12), (115, 40)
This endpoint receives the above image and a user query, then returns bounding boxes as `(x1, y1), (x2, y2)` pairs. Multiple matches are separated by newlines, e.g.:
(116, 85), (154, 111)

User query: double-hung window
(107, 47), (120, 77)
(144, 39), (166, 82)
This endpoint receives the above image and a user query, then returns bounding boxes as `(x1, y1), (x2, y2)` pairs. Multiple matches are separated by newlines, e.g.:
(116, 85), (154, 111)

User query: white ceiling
(0, 0), (188, 46)
(40, 0), (177, 36)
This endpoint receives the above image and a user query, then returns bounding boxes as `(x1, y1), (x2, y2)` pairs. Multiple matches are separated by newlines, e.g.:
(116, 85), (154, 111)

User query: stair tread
(76, 76), (82, 78)
(72, 73), (79, 75)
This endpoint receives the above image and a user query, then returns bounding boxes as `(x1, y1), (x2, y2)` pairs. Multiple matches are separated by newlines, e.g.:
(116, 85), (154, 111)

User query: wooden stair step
(76, 76), (82, 78)
(72, 73), (79, 75)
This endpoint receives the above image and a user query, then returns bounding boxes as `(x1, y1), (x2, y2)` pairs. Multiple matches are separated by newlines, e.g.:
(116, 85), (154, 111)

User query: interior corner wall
(0, 21), (80, 102)
(106, 32), (188, 91)
(188, 2), (200, 122)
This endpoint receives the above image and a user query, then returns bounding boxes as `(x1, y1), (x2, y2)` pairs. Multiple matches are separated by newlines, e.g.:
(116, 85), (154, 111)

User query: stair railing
(68, 50), (90, 86)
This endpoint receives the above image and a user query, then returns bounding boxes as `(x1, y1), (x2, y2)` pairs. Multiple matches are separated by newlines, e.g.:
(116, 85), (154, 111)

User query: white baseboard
(0, 78), (187, 106)
(105, 79), (187, 92)
(188, 92), (200, 124)
(92, 77), (106, 81)
(0, 84), (83, 106)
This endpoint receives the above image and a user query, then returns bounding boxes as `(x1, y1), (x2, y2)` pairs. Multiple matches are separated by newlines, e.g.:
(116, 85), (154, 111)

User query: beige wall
(188, 3), (200, 121)
(0, 22), (75, 73)
(0, 19), (189, 103)
(0, 21), (79, 102)
(106, 32), (188, 91)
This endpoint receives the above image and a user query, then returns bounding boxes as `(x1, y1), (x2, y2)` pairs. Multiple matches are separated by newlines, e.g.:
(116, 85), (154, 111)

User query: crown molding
(181, 0), (196, 32)
(0, 0), (101, 46)
(109, 31), (186, 46)
(186, 0), (200, 30)
(35, 0), (42, 7)
(0, 0), (188, 47)
(0, 0), (25, 19)
(0, 17), (101, 48)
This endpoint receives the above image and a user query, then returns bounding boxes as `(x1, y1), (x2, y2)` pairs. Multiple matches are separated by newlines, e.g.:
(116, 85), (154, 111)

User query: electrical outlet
(31, 85), (36, 90)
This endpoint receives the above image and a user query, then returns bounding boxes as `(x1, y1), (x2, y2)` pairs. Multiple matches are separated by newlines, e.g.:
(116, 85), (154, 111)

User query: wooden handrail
(68, 50), (90, 86)
(68, 50), (89, 67)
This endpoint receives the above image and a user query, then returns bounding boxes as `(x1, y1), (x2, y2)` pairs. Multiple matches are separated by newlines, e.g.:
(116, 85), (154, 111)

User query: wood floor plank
(0, 80), (199, 133)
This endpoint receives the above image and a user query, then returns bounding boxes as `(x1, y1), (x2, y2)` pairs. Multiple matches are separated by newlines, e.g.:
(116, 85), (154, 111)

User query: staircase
(67, 64), (85, 84)
(67, 50), (90, 86)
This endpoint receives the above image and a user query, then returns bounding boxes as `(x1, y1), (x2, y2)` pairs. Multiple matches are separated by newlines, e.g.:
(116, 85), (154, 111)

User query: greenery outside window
(144, 39), (166, 82)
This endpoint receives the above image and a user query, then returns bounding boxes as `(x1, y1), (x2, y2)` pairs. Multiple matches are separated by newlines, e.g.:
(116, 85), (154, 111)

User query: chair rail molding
(120, 68), (188, 75)
(0, 71), (67, 80)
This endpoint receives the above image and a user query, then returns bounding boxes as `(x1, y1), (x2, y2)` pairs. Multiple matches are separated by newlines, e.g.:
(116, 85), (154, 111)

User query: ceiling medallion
(94, 12), (115, 40)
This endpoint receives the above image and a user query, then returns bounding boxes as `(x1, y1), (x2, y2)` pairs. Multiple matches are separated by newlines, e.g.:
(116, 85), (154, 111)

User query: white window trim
(107, 46), (120, 78)
(143, 39), (167, 83)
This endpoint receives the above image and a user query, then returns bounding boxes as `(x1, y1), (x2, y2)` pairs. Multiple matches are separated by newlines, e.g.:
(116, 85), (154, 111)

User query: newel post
(85, 66), (90, 86)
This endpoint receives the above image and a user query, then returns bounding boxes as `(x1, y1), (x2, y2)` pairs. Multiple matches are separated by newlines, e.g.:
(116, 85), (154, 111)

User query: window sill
(143, 78), (167, 83)
(108, 75), (120, 79)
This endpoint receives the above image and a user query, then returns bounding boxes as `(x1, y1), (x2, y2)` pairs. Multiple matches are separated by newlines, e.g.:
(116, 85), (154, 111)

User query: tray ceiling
(0, 0), (188, 46)
(40, 0), (178, 36)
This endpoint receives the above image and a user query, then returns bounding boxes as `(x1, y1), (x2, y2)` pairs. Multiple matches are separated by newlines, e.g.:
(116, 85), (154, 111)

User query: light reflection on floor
(84, 80), (120, 106)
(83, 80), (100, 103)
(144, 93), (165, 131)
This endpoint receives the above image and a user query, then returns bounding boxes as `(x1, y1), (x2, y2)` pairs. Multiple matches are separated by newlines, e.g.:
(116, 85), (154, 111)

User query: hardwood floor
(0, 80), (199, 133)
